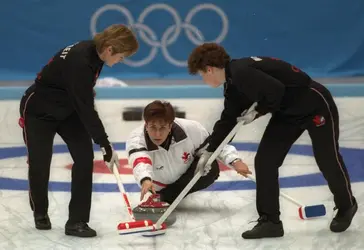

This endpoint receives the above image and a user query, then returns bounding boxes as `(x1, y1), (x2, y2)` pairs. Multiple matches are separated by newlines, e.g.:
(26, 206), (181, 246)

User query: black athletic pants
(20, 92), (94, 223)
(255, 83), (354, 222)
(158, 157), (220, 204)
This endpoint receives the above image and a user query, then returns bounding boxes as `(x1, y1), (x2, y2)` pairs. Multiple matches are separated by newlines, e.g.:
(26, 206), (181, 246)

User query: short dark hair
(188, 43), (231, 75)
(143, 100), (175, 124)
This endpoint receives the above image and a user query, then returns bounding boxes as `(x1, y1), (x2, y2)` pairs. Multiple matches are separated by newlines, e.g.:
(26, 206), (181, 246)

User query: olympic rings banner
(1, 0), (364, 80)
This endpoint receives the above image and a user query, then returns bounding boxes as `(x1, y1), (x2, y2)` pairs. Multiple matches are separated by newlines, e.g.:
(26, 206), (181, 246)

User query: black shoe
(34, 213), (51, 230)
(65, 221), (97, 237)
(242, 215), (284, 239)
(330, 197), (358, 233)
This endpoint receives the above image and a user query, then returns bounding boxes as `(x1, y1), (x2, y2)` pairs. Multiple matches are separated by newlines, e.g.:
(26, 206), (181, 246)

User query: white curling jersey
(126, 118), (241, 191)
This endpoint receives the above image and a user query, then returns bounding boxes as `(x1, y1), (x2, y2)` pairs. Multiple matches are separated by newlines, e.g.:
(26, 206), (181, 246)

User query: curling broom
(247, 175), (326, 219)
(112, 160), (167, 236)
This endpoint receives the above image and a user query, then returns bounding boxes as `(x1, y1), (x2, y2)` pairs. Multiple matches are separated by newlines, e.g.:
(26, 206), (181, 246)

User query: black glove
(101, 144), (113, 162)
(101, 144), (119, 171)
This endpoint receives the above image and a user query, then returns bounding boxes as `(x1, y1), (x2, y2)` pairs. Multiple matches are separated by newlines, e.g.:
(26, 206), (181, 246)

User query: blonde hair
(93, 24), (139, 56)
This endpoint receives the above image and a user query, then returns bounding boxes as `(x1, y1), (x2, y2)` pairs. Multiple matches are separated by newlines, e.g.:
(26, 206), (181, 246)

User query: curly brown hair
(143, 100), (175, 124)
(187, 43), (231, 75)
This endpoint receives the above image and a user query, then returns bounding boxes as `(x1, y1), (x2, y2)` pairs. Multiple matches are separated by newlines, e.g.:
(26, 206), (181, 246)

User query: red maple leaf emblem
(313, 115), (325, 127)
(182, 152), (190, 163)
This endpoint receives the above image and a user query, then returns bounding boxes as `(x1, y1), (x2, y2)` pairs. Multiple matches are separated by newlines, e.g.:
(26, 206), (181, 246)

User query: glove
(194, 150), (213, 176)
(101, 144), (119, 171)
(237, 109), (259, 124)
(238, 102), (260, 124)
(194, 141), (209, 158)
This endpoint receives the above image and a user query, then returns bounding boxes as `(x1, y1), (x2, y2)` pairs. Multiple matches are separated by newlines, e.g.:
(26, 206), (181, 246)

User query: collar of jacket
(224, 59), (233, 80)
(144, 121), (187, 151)
(89, 40), (105, 67)
(223, 60), (234, 95)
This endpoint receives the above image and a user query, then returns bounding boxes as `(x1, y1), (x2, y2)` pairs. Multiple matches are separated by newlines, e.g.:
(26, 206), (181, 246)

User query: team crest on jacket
(313, 115), (325, 127)
(182, 152), (191, 164)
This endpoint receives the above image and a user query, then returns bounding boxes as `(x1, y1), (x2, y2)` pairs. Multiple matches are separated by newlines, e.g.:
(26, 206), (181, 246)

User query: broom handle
(112, 161), (136, 221)
(247, 175), (303, 207)
(155, 117), (249, 228)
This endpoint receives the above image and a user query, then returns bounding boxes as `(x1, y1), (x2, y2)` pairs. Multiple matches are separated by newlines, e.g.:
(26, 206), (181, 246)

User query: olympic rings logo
(90, 3), (229, 67)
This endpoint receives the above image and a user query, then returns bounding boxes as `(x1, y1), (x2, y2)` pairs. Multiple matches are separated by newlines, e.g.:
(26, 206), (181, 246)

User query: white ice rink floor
(0, 143), (363, 250)
(0, 90), (364, 249)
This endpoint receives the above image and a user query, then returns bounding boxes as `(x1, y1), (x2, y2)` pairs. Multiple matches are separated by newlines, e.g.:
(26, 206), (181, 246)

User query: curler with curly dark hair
(187, 43), (231, 75)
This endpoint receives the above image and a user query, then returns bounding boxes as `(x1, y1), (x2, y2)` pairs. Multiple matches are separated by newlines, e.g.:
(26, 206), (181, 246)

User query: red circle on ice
(65, 158), (231, 174)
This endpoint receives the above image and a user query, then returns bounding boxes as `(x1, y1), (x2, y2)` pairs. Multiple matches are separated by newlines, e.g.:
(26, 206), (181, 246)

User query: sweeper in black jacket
(187, 43), (357, 239)
(19, 24), (139, 237)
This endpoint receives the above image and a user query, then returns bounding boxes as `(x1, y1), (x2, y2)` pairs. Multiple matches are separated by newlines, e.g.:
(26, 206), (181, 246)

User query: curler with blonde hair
(93, 24), (139, 56)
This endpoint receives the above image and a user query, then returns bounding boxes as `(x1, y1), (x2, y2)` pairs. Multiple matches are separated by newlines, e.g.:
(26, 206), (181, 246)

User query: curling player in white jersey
(126, 100), (252, 225)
